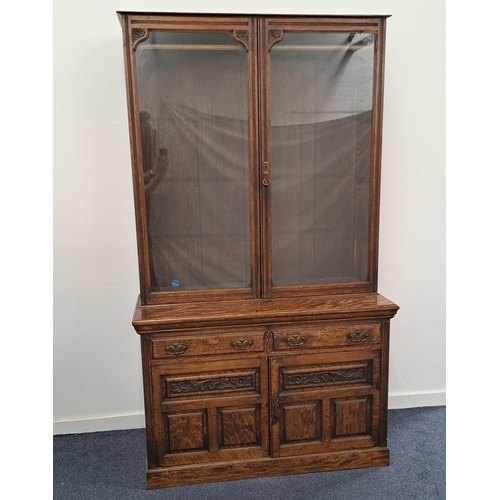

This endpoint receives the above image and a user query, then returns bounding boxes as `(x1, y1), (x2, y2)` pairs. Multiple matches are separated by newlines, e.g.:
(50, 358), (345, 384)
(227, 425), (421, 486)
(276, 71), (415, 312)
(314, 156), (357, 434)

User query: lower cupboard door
(151, 358), (269, 466)
(269, 351), (381, 458)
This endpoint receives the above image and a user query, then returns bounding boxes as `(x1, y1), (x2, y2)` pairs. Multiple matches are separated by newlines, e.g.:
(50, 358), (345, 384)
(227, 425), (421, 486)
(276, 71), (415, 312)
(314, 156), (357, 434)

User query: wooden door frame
(121, 13), (262, 305)
(257, 16), (388, 299)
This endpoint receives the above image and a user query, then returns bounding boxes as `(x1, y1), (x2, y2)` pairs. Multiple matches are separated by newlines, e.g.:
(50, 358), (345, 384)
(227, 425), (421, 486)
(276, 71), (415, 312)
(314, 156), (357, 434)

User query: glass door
(124, 16), (260, 304)
(260, 17), (386, 298)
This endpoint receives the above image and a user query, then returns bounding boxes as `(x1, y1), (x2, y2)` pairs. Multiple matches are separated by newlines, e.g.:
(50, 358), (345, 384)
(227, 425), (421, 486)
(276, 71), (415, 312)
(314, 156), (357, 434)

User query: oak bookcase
(119, 12), (398, 489)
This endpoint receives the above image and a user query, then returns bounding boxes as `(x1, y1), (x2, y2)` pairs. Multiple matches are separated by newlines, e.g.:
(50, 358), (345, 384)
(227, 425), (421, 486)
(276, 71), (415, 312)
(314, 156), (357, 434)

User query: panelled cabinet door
(259, 17), (386, 298)
(269, 351), (381, 457)
(151, 357), (269, 466)
(122, 15), (261, 304)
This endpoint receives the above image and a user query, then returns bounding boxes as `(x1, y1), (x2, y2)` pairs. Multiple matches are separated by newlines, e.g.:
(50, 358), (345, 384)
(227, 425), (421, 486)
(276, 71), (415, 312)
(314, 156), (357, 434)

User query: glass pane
(135, 32), (250, 292)
(270, 32), (374, 286)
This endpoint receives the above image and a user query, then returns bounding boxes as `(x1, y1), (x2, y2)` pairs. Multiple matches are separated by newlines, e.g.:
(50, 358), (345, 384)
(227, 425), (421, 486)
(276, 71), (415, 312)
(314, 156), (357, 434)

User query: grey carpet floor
(53, 406), (445, 499)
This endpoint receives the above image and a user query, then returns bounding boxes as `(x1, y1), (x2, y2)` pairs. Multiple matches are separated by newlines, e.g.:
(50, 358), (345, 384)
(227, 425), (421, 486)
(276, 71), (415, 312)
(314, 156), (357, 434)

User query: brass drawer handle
(230, 338), (254, 350)
(285, 334), (306, 347)
(347, 330), (370, 343)
(164, 343), (188, 355)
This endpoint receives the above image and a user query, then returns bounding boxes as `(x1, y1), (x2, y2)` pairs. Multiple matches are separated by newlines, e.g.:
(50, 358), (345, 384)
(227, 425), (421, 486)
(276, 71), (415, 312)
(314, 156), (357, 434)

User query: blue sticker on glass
(171, 279), (180, 287)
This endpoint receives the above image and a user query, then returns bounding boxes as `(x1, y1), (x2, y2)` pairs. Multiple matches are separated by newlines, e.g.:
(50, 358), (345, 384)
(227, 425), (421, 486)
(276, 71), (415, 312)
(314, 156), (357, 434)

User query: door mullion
(258, 17), (273, 298)
(248, 17), (262, 299)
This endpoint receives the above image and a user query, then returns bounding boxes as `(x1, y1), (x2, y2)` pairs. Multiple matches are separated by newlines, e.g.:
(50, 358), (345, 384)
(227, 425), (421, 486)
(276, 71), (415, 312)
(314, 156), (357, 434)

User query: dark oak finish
(119, 11), (397, 490)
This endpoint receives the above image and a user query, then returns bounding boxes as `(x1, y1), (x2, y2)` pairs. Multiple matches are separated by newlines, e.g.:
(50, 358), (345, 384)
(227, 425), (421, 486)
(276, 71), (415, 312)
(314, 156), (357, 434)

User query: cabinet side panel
(379, 318), (390, 446)
(140, 335), (157, 468)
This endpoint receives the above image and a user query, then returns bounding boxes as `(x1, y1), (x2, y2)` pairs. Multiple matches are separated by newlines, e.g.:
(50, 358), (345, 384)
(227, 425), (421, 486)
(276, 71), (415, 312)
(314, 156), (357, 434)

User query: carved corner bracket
(132, 27), (150, 50)
(268, 29), (284, 51)
(232, 30), (250, 52)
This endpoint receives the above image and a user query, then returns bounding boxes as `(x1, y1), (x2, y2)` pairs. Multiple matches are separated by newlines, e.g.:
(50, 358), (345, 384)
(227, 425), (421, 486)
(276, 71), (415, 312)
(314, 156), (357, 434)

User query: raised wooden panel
(332, 397), (372, 438)
(219, 406), (260, 448)
(159, 402), (268, 466)
(165, 411), (208, 453)
(282, 402), (321, 444)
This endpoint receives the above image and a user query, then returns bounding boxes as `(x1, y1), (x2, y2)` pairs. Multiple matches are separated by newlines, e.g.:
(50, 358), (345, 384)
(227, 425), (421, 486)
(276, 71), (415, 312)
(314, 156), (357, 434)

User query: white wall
(53, 0), (445, 434)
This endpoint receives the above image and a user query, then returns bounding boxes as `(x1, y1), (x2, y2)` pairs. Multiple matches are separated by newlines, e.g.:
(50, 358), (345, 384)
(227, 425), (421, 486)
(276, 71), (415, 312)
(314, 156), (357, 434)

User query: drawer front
(272, 322), (381, 351)
(151, 329), (265, 359)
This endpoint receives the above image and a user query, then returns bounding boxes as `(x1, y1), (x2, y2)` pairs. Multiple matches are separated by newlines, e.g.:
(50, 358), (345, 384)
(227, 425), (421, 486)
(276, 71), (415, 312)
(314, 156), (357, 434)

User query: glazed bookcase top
(120, 13), (388, 305)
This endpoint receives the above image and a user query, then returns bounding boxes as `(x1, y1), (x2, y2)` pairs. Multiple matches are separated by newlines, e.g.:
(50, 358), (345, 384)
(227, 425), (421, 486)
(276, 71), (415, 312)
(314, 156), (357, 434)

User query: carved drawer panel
(162, 369), (260, 401)
(272, 351), (378, 397)
(151, 328), (265, 359)
(272, 321), (381, 351)
(281, 361), (371, 392)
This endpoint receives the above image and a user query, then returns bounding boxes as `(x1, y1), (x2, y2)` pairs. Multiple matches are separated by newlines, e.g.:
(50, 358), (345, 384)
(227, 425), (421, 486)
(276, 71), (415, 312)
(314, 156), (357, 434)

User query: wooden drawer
(272, 322), (381, 351)
(151, 329), (265, 359)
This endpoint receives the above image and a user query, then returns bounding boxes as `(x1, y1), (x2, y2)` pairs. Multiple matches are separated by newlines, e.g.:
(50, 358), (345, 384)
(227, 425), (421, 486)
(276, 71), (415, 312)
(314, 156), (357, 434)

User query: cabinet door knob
(230, 338), (253, 350)
(347, 331), (369, 342)
(164, 343), (188, 355)
(285, 334), (306, 347)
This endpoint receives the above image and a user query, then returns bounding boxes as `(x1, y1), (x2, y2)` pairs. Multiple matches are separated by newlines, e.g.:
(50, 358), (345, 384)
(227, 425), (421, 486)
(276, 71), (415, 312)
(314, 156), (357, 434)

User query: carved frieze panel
(162, 370), (260, 400)
(282, 364), (368, 391)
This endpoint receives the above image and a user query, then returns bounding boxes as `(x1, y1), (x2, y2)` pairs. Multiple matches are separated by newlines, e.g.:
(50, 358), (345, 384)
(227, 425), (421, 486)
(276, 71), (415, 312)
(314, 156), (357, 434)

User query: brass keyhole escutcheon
(262, 161), (270, 186)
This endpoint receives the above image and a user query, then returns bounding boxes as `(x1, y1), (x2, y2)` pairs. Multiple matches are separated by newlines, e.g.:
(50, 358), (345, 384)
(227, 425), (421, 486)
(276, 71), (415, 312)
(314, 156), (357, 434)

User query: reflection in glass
(270, 32), (375, 286)
(136, 32), (250, 291)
